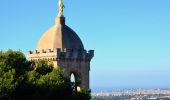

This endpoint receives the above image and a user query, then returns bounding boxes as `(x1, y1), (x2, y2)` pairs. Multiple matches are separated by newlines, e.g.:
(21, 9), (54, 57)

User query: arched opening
(70, 73), (76, 89)
(70, 72), (81, 92)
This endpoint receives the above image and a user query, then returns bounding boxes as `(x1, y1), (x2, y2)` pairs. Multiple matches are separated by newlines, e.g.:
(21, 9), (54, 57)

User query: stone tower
(27, 0), (94, 91)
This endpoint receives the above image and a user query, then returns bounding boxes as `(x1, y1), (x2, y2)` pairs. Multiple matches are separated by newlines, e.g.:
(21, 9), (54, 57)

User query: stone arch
(69, 71), (81, 92)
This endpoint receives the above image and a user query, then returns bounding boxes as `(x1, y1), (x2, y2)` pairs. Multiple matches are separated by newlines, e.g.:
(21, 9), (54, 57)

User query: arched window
(70, 72), (81, 92)
(70, 73), (76, 89)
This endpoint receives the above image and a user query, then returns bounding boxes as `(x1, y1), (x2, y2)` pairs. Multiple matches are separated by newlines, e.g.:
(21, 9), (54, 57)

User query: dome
(36, 17), (84, 50)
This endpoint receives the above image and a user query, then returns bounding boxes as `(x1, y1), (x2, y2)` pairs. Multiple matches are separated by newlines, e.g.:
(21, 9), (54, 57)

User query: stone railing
(27, 48), (94, 61)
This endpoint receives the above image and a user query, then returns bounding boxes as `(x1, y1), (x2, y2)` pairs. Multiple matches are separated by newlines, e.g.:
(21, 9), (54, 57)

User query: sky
(0, 0), (170, 91)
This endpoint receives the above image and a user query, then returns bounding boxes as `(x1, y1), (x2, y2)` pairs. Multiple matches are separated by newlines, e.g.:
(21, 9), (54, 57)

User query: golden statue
(58, 0), (65, 17)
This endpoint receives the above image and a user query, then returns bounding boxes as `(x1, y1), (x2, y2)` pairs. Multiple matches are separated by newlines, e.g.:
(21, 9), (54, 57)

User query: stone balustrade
(27, 48), (94, 61)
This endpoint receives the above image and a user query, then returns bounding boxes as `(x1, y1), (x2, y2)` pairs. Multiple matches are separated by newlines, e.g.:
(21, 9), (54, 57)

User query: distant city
(92, 88), (170, 100)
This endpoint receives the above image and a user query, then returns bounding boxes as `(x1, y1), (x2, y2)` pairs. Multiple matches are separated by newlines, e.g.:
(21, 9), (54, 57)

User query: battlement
(27, 48), (94, 61)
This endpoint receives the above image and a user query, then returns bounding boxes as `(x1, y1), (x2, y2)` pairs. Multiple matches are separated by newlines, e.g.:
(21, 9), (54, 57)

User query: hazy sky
(0, 0), (170, 91)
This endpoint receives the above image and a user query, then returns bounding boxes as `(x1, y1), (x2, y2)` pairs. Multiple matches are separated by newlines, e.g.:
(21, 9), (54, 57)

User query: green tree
(0, 69), (16, 99)
(0, 49), (29, 99)
(35, 60), (53, 75)
(0, 50), (91, 100)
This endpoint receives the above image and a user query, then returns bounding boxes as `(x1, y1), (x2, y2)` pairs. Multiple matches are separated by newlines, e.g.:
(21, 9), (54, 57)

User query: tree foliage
(0, 50), (91, 100)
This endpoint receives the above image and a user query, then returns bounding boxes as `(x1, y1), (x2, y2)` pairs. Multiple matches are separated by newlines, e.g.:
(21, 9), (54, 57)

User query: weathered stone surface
(27, 48), (94, 90)
(36, 17), (84, 50)
(27, 4), (94, 90)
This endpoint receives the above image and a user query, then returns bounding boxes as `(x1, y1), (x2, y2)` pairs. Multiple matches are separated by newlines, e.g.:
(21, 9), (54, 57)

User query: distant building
(27, 0), (94, 91)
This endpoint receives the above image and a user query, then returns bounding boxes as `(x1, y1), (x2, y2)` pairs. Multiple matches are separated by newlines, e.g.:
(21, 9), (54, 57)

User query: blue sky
(0, 0), (170, 91)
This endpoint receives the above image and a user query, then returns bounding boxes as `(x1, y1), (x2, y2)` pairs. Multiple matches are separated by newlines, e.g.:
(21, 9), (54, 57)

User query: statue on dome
(58, 0), (65, 17)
